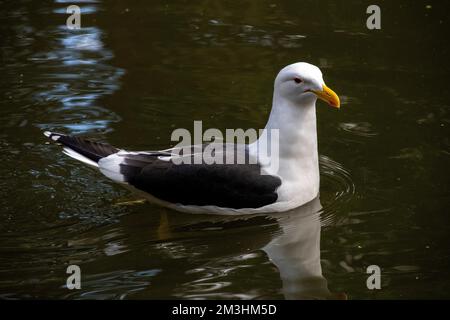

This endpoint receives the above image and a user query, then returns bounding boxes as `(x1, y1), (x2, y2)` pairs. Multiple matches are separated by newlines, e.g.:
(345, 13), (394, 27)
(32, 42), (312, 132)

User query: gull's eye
(294, 78), (302, 84)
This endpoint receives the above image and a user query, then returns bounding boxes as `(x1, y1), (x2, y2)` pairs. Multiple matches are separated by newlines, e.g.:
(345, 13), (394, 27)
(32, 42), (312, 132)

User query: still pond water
(0, 0), (449, 299)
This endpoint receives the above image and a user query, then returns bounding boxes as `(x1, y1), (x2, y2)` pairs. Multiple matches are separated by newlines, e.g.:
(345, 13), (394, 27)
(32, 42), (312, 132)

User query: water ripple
(31, 16), (124, 135)
(319, 155), (356, 225)
(338, 122), (378, 138)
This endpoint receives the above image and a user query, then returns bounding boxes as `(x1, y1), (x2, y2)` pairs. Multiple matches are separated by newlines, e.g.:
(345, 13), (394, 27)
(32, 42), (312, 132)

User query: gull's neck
(266, 92), (318, 158)
(252, 91), (320, 203)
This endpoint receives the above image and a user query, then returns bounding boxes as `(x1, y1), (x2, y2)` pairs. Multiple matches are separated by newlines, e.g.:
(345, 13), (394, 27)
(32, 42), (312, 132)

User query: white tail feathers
(44, 131), (98, 167)
(62, 147), (99, 167)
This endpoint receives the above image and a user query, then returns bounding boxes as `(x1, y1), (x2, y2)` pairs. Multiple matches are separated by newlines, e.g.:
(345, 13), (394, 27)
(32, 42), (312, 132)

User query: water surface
(0, 0), (449, 299)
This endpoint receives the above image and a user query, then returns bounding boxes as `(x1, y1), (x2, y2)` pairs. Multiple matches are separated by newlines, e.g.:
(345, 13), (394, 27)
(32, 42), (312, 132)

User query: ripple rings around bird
(319, 155), (356, 226)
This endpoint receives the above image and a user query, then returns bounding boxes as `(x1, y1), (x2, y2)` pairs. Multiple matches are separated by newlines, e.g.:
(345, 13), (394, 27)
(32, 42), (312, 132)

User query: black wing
(119, 146), (281, 209)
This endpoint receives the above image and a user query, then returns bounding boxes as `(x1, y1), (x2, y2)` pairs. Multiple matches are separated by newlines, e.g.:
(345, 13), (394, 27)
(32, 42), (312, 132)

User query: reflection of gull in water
(263, 197), (346, 300)
(153, 197), (346, 299)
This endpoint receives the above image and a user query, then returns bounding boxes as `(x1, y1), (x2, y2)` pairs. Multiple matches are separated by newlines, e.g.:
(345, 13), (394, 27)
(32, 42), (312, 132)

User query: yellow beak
(312, 84), (340, 109)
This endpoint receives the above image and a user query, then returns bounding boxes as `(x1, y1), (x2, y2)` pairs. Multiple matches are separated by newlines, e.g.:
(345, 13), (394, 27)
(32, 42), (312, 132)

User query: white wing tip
(44, 131), (62, 141)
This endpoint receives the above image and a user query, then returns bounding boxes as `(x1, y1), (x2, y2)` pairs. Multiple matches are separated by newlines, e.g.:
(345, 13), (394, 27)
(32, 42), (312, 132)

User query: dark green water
(1, 0), (449, 299)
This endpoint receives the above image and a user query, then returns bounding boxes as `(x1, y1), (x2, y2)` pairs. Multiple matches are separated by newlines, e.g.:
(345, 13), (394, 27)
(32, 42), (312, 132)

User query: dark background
(0, 0), (449, 299)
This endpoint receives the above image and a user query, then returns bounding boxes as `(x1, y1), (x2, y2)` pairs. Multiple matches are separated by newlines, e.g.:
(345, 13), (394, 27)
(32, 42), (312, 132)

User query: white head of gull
(44, 62), (340, 215)
(249, 62), (340, 212)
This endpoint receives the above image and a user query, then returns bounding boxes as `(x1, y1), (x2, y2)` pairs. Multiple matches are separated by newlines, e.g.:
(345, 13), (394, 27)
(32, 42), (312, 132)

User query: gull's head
(274, 62), (340, 108)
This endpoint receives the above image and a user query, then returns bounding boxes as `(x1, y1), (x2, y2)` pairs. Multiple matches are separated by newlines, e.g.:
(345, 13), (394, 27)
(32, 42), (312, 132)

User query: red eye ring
(294, 78), (302, 84)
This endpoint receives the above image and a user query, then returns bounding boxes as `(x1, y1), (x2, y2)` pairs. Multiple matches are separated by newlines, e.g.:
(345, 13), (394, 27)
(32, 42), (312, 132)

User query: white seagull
(44, 62), (340, 215)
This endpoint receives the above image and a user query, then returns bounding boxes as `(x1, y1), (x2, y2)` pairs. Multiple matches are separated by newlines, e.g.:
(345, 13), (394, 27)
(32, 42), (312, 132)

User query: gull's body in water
(44, 62), (340, 214)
